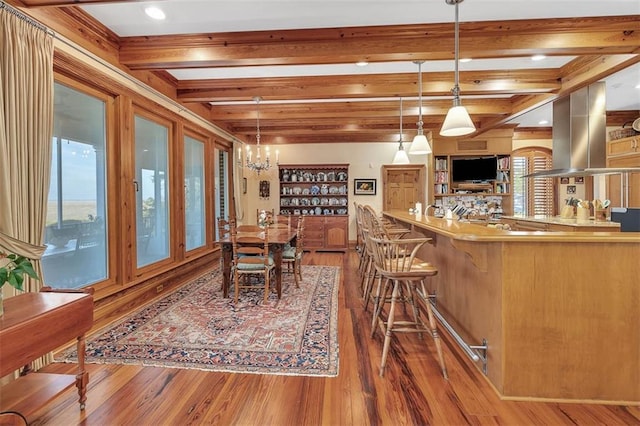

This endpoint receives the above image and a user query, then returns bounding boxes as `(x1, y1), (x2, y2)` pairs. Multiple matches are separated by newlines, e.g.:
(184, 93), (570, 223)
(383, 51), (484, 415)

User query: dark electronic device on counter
(611, 207), (640, 232)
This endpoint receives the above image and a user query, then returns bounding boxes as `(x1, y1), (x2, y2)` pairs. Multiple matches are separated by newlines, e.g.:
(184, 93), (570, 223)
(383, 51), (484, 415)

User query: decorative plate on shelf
(310, 185), (320, 195)
(311, 197), (320, 206)
(337, 171), (347, 181)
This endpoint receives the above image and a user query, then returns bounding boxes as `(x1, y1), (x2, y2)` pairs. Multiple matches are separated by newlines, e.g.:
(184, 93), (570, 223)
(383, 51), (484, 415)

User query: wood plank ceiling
(14, 0), (640, 145)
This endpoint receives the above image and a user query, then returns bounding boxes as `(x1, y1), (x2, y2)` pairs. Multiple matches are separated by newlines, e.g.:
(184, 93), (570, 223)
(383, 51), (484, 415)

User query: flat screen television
(451, 156), (497, 182)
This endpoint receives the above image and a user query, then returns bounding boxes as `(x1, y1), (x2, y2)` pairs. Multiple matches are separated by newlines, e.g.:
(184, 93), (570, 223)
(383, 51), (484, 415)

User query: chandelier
(392, 97), (410, 164)
(240, 96), (278, 174)
(408, 60), (432, 155)
(440, 0), (476, 137)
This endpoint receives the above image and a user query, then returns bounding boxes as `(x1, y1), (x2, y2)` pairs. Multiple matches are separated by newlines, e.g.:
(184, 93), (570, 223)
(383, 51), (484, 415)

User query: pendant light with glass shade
(408, 60), (432, 155)
(440, 0), (476, 137)
(392, 97), (410, 164)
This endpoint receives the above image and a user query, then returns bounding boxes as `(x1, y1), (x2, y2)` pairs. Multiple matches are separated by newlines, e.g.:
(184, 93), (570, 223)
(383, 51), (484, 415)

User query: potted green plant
(0, 252), (39, 316)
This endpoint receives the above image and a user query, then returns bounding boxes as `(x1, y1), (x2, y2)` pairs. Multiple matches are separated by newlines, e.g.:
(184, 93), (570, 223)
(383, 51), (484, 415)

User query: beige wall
(237, 142), (430, 240)
(238, 137), (556, 241)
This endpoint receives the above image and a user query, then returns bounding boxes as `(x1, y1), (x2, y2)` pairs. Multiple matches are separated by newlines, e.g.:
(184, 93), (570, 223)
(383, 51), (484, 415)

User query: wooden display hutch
(433, 154), (512, 216)
(607, 135), (640, 208)
(278, 164), (349, 252)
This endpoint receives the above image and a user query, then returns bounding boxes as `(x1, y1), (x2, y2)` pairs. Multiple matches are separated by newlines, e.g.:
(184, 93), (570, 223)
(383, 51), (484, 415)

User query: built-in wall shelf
(432, 154), (512, 216)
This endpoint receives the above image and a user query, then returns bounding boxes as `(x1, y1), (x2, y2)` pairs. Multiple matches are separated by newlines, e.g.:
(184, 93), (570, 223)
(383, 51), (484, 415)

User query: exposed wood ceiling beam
(115, 17), (640, 70)
(11, 0), (640, 145)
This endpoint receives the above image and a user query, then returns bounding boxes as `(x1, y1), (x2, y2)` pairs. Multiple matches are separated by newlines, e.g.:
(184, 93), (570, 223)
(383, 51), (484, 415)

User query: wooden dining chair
(217, 217), (232, 241)
(231, 224), (275, 304)
(217, 217), (234, 289)
(269, 213), (291, 229)
(282, 216), (305, 288)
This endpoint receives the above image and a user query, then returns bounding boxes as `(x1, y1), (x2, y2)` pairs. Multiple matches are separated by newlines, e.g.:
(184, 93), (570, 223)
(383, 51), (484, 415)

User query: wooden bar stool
(368, 235), (448, 379)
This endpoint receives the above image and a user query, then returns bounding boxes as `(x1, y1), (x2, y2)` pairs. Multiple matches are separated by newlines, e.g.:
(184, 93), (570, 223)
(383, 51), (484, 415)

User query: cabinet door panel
(607, 153), (640, 208)
(324, 218), (348, 249)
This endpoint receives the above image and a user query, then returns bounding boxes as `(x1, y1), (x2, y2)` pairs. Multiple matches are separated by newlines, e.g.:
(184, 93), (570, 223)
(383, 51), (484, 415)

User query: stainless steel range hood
(524, 82), (640, 178)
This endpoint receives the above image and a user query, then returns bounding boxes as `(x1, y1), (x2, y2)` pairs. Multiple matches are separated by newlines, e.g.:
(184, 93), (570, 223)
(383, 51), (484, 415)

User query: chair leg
(421, 284), (448, 380)
(294, 260), (301, 288)
(363, 264), (377, 312)
(405, 281), (423, 340)
(234, 272), (240, 304)
(370, 276), (390, 338)
(360, 255), (371, 295)
(263, 273), (270, 304)
(292, 261), (300, 288)
(379, 279), (400, 377)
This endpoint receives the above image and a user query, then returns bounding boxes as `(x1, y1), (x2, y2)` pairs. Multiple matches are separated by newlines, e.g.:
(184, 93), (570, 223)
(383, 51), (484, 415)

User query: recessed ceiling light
(538, 119), (549, 125)
(145, 6), (166, 20)
(459, 58), (472, 63)
(531, 54), (546, 61)
(635, 83), (640, 89)
(355, 61), (369, 67)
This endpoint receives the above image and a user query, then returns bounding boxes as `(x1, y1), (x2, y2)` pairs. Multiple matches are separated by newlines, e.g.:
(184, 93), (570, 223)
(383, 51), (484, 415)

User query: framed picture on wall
(560, 177), (570, 184)
(354, 178), (376, 195)
(575, 176), (585, 184)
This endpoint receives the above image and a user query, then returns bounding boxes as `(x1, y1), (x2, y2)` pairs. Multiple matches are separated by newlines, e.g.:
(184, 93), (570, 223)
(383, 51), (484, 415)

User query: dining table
(219, 225), (298, 299)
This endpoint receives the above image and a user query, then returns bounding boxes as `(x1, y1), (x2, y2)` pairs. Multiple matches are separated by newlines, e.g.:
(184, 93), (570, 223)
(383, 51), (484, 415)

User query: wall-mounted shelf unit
(432, 154), (512, 216)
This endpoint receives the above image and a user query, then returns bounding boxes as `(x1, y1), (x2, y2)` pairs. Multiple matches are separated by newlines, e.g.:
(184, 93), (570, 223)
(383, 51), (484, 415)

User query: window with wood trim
(512, 148), (553, 216)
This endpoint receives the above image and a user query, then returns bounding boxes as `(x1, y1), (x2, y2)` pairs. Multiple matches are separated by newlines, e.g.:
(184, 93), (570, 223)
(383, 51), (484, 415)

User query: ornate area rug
(58, 265), (340, 377)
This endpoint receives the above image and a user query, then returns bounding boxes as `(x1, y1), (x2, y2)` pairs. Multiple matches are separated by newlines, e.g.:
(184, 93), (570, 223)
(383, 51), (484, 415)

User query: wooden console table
(0, 291), (93, 419)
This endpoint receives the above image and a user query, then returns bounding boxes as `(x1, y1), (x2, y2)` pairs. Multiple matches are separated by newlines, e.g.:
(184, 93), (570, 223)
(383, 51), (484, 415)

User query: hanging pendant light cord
(452, 0), (461, 105)
(255, 96), (261, 148)
(399, 97), (403, 144)
(415, 60), (424, 135)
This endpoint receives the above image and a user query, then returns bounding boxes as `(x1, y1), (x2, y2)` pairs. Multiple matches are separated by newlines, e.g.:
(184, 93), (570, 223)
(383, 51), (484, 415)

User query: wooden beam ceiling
(13, 0), (640, 144)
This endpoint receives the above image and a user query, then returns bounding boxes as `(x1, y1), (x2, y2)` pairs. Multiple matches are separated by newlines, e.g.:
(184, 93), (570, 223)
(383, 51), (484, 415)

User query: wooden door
(381, 165), (426, 211)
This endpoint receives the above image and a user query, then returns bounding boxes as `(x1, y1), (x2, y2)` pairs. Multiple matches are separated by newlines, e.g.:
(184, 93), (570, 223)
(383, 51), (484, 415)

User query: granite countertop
(500, 215), (620, 228)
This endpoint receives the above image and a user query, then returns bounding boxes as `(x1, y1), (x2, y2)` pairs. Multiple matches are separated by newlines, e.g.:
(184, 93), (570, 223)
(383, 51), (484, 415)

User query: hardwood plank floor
(30, 251), (640, 425)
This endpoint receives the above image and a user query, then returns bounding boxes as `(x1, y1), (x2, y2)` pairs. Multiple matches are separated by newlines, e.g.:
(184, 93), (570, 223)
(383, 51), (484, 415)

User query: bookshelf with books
(432, 154), (512, 216)
(495, 155), (511, 194)
(434, 156), (449, 195)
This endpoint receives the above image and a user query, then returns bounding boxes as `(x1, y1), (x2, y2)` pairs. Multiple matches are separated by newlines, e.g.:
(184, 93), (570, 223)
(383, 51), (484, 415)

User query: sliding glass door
(184, 135), (205, 251)
(42, 82), (108, 289)
(135, 115), (170, 267)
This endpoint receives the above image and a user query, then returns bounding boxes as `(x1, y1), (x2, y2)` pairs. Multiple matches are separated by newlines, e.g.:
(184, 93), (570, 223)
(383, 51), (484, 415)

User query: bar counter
(382, 210), (639, 404)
